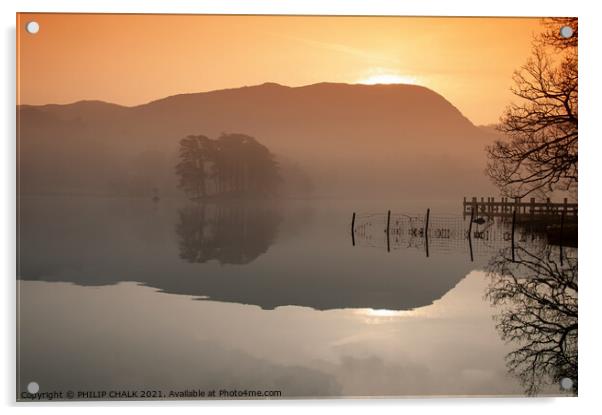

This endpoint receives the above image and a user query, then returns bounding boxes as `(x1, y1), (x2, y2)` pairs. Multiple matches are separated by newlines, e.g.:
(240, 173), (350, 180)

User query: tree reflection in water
(486, 245), (577, 396)
(176, 204), (281, 265)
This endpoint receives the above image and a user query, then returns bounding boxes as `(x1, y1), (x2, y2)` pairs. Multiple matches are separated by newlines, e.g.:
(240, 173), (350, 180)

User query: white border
(5, 0), (591, 17)
(3, 1), (602, 414)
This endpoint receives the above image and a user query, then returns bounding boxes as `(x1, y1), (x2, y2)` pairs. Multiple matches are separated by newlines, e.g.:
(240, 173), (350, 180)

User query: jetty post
(511, 209), (516, 262)
(560, 210), (565, 265)
(468, 205), (475, 262)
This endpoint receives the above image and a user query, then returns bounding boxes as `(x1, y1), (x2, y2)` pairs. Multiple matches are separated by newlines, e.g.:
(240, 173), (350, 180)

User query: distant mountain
(18, 82), (497, 198)
(478, 123), (505, 137)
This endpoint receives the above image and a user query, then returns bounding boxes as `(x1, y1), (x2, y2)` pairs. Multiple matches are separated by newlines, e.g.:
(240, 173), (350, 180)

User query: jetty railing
(463, 196), (577, 218)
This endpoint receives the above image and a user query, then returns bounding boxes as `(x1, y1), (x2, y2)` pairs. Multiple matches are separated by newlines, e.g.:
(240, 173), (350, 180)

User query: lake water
(16, 196), (577, 399)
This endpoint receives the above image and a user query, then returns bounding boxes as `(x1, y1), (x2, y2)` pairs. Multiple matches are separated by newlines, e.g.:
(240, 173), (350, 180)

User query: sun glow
(360, 309), (415, 318)
(358, 74), (420, 85)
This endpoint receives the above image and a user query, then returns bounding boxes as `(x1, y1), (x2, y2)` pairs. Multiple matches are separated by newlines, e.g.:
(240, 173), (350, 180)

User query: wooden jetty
(463, 196), (577, 218)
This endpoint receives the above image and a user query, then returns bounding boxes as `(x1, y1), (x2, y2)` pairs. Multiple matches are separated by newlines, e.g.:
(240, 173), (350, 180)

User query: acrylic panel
(16, 14), (578, 401)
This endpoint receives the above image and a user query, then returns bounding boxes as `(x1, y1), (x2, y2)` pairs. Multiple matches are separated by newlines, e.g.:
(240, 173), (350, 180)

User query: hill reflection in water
(20, 197), (480, 311)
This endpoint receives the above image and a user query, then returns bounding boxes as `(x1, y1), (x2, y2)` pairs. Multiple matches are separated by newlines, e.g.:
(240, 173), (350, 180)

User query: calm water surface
(17, 196), (576, 399)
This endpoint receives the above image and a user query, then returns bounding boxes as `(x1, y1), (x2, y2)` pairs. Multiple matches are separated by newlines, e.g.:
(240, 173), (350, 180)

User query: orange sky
(17, 13), (544, 125)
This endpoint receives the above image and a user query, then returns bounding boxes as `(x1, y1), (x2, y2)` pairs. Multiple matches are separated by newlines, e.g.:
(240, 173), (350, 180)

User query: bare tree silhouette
(485, 245), (577, 396)
(487, 18), (577, 198)
(540, 18), (578, 51)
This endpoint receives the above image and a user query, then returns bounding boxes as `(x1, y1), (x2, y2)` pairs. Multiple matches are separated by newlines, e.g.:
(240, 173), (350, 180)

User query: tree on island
(487, 18), (577, 198)
(176, 133), (279, 200)
(176, 135), (214, 199)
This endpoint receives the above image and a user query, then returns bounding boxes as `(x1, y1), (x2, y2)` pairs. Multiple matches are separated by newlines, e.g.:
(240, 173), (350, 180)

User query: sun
(359, 308), (415, 318)
(358, 73), (419, 85)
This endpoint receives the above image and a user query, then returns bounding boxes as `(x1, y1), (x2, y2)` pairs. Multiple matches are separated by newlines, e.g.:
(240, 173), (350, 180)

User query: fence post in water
(425, 208), (430, 258)
(386, 210), (391, 252)
(351, 212), (356, 247)
(511, 209), (516, 262)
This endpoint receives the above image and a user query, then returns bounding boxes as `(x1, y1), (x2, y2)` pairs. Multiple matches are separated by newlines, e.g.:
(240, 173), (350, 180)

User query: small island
(176, 133), (280, 200)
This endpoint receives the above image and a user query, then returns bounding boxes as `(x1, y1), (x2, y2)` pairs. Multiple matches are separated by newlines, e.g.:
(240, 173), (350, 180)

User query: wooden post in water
(386, 210), (391, 253)
(468, 206), (474, 262)
(351, 212), (356, 247)
(511, 209), (516, 262)
(425, 208), (430, 258)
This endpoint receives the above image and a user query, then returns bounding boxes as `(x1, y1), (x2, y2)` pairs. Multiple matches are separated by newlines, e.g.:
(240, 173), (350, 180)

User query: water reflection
(16, 196), (578, 398)
(176, 204), (281, 265)
(352, 209), (578, 396)
(353, 212), (550, 260)
(18, 197), (476, 311)
(485, 245), (578, 396)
